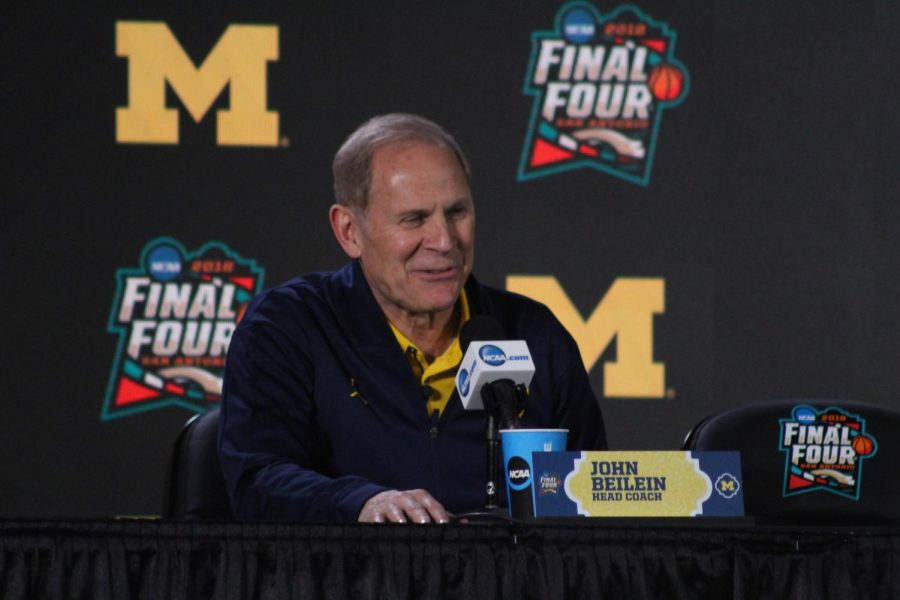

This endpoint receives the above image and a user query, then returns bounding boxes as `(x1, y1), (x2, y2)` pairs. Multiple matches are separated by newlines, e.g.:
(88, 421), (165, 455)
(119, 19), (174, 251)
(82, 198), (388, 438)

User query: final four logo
(519, 3), (689, 185)
(103, 237), (264, 420)
(780, 405), (878, 500)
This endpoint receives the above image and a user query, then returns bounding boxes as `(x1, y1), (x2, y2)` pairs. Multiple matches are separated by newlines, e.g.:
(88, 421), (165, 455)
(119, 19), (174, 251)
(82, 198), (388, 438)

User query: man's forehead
(372, 141), (463, 174)
(369, 143), (471, 200)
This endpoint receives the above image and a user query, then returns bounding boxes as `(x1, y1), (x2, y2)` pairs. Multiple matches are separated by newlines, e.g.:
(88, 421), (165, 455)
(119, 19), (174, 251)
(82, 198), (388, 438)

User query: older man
(219, 114), (606, 523)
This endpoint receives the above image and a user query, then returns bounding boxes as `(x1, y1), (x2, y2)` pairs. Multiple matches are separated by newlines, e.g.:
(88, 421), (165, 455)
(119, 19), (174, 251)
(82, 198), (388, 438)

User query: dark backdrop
(2, 1), (898, 517)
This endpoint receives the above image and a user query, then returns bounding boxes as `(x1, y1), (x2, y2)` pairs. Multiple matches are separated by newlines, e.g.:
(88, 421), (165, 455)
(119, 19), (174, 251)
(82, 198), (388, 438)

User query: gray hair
(332, 113), (471, 210)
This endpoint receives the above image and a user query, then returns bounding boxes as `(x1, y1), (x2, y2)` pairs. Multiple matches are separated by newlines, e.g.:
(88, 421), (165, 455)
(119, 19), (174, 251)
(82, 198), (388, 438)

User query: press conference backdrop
(2, 1), (898, 517)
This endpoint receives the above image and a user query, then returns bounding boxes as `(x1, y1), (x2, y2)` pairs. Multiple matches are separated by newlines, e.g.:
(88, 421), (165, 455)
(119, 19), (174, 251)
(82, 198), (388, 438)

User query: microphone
(456, 316), (534, 511)
(456, 316), (534, 428)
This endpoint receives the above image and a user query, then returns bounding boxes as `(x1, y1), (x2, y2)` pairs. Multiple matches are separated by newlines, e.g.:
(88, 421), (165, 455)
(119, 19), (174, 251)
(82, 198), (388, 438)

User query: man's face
(350, 141), (475, 320)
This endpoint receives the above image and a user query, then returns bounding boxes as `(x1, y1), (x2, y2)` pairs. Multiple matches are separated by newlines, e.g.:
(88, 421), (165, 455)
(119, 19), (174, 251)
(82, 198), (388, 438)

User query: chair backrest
(683, 399), (900, 526)
(164, 406), (233, 519)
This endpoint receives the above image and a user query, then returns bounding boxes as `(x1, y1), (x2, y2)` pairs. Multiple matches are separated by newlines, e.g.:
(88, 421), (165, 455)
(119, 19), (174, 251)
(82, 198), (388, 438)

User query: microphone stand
(484, 413), (500, 510)
(481, 380), (523, 511)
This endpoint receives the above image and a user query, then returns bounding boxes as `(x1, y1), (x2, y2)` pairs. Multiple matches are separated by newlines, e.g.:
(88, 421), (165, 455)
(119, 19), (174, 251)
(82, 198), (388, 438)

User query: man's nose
(424, 217), (453, 251)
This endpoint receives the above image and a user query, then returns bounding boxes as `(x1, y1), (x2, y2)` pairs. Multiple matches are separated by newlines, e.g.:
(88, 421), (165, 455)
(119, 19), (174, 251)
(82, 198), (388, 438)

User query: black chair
(683, 399), (900, 526)
(164, 406), (233, 519)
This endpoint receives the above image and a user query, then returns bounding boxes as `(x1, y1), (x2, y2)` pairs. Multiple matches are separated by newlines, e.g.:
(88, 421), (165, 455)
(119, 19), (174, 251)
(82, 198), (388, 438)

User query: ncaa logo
(146, 243), (182, 281)
(795, 406), (816, 424)
(458, 369), (471, 396)
(479, 344), (507, 366)
(507, 456), (532, 490)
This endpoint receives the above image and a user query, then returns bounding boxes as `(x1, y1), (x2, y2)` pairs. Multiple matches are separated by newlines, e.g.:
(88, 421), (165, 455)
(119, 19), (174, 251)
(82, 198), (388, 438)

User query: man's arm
(219, 313), (388, 522)
(219, 303), (451, 523)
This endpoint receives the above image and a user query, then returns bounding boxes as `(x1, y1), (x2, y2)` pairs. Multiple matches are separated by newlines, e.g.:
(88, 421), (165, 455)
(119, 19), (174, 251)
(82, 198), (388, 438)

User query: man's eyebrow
(447, 198), (471, 209)
(398, 208), (429, 219)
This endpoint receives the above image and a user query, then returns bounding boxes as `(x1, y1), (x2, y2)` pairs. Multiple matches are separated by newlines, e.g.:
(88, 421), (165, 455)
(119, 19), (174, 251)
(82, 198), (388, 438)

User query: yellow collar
(388, 289), (471, 415)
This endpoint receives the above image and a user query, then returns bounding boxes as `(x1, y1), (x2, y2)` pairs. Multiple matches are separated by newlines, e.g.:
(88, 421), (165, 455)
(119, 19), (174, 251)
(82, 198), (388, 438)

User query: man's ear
(329, 204), (363, 258)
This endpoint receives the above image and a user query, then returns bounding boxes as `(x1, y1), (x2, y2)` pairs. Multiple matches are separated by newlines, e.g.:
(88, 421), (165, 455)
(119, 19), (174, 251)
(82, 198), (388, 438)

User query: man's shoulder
(243, 264), (355, 323)
(469, 278), (565, 342)
(252, 271), (328, 308)
(471, 279), (554, 320)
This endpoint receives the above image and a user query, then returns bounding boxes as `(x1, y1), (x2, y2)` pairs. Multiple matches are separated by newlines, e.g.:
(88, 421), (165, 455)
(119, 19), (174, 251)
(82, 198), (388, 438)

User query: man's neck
(386, 305), (459, 362)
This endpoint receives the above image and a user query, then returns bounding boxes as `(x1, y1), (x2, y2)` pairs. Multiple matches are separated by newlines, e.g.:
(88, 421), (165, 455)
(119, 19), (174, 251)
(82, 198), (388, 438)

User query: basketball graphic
(851, 434), (875, 457)
(648, 63), (684, 102)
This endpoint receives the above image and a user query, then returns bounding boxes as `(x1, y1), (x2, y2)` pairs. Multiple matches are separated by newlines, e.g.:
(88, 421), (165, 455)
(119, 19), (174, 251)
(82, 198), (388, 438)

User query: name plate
(531, 451), (744, 518)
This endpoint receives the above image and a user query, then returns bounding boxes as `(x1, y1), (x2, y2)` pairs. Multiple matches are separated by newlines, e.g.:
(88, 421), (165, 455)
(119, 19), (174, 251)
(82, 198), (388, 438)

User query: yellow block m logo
(507, 276), (665, 398)
(116, 22), (279, 146)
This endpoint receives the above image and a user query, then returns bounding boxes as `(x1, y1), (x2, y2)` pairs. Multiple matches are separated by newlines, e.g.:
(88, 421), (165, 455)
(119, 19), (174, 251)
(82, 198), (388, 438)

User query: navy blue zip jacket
(219, 261), (607, 521)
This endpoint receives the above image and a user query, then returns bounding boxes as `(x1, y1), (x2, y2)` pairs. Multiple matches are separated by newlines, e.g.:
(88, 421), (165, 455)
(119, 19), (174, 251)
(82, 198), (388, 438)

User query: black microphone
(457, 316), (533, 511)
(480, 380), (521, 430)
(458, 316), (525, 429)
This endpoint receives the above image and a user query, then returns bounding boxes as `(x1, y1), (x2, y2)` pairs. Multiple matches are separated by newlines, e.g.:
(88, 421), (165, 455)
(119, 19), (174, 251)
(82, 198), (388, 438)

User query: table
(1, 518), (897, 599)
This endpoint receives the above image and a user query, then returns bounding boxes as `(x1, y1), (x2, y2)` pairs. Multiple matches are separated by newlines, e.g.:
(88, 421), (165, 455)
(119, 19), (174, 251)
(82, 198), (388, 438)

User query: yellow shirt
(388, 289), (471, 417)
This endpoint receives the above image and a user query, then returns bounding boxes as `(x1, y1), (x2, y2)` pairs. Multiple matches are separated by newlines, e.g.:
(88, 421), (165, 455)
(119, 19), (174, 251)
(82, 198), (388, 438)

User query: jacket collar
(333, 259), (485, 347)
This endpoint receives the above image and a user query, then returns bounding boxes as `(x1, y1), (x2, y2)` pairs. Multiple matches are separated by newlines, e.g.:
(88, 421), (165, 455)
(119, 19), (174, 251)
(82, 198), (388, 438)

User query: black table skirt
(1, 519), (898, 599)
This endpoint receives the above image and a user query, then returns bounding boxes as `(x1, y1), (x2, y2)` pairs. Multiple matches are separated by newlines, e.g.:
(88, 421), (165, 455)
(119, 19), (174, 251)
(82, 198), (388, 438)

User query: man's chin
(412, 288), (463, 315)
